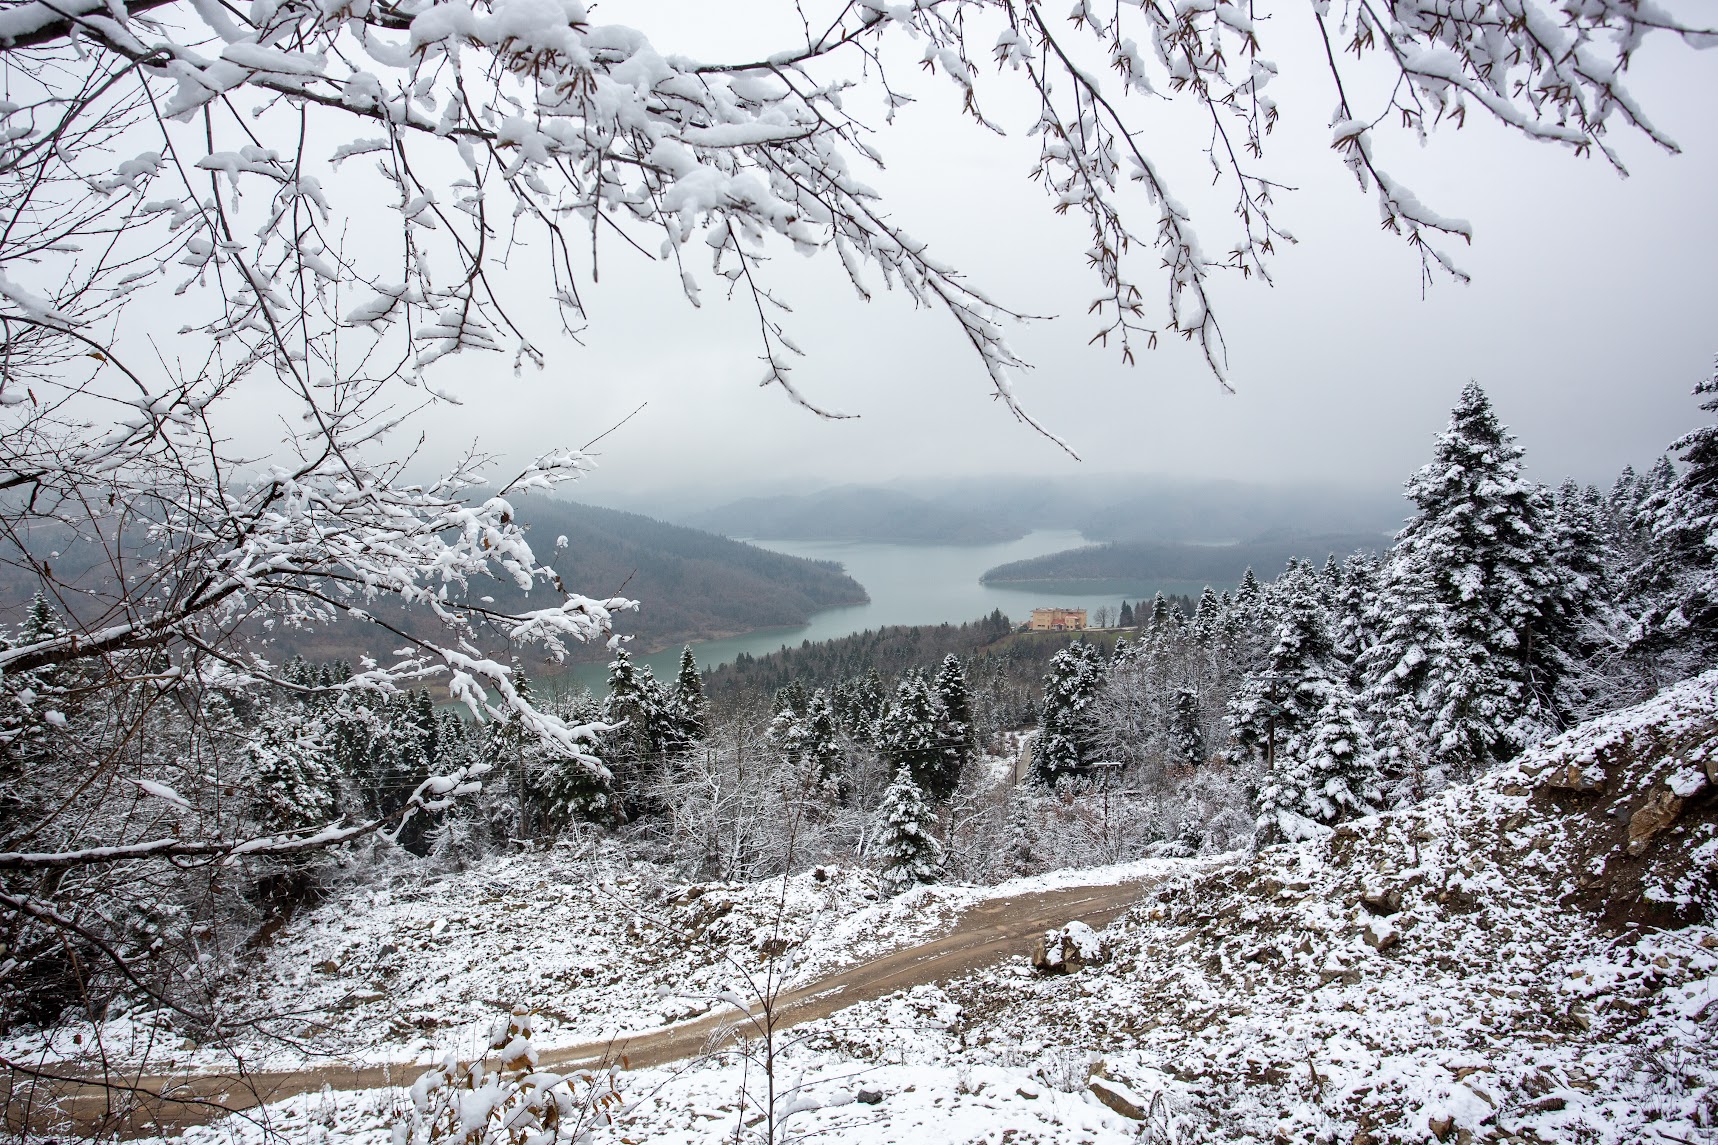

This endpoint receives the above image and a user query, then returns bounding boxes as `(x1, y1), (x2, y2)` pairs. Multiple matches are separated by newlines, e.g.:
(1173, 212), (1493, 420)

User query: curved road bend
(33, 877), (1154, 1138)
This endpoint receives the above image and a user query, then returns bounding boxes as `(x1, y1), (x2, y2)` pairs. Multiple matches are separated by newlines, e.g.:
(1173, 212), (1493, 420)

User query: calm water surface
(562, 530), (1209, 693)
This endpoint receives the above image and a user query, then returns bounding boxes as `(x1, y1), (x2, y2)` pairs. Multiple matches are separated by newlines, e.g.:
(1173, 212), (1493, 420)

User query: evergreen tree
(534, 692), (616, 827)
(1236, 568), (1263, 610)
(1254, 682), (1379, 841)
(876, 766), (943, 894)
(1191, 586), (1222, 645)
(1148, 593), (1173, 629)
(931, 653), (977, 783)
(667, 646), (709, 749)
(1376, 382), (1570, 776)
(1319, 554), (1343, 603)
(803, 690), (846, 792)
(773, 680), (809, 718)
(1359, 549), (1475, 799)
(877, 671), (955, 798)
(1228, 563), (1337, 771)
(1170, 686), (1205, 769)
(1633, 364), (1718, 671)
(601, 650), (672, 814)
(1329, 552), (1380, 684)
(1031, 642), (1106, 785)
(840, 667), (887, 742)
(1118, 599), (1135, 627)
(2, 593), (72, 790)
(247, 711), (338, 833)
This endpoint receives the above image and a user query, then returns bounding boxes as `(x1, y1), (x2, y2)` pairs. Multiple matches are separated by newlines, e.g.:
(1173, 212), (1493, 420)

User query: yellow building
(1028, 607), (1087, 632)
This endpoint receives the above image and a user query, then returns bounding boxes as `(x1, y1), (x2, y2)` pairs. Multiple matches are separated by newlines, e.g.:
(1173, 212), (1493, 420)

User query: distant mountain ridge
(680, 487), (1026, 545)
(663, 478), (1405, 549)
(979, 533), (1391, 588)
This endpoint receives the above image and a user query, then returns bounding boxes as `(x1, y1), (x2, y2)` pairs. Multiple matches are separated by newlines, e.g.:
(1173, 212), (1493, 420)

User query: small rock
(1523, 1096), (1567, 1114)
(855, 1089), (883, 1106)
(1031, 921), (1107, 975)
(1546, 762), (1605, 793)
(1015, 1086), (1040, 1100)
(1360, 885), (1402, 916)
(1088, 1076), (1148, 1121)
(313, 959), (340, 975)
(1428, 1114), (1456, 1141)
(1362, 917), (1400, 952)
(1627, 786), (1685, 856)
(378, 943), (399, 957)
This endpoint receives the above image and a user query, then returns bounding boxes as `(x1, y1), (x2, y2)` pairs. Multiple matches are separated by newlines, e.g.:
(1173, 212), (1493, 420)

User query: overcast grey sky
(397, 1), (1718, 507)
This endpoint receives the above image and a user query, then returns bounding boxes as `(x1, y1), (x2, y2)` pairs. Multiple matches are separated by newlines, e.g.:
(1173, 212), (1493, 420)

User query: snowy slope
(64, 673), (1718, 1144)
(4, 850), (1178, 1075)
(944, 668), (1718, 1144)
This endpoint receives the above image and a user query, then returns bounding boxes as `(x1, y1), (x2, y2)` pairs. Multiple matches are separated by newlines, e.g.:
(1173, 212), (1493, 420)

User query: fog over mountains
(602, 474), (1409, 547)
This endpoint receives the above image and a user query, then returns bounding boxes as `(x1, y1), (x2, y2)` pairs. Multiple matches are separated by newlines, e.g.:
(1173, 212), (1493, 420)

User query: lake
(560, 530), (1214, 693)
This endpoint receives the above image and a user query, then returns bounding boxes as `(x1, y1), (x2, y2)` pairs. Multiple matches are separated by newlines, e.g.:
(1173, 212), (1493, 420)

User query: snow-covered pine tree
(1170, 686), (1206, 770)
(878, 671), (955, 799)
(1236, 568), (1264, 611)
(1, 593), (72, 787)
(667, 646), (709, 750)
(247, 711), (338, 834)
(876, 766), (943, 894)
(1330, 552), (1381, 688)
(1148, 593), (1174, 629)
(601, 650), (673, 815)
(773, 680), (810, 718)
(1031, 642), (1107, 786)
(846, 667), (888, 743)
(1227, 563), (1338, 776)
(1383, 382), (1571, 774)
(1253, 682), (1380, 842)
(1191, 587), (1223, 645)
(1633, 363), (1718, 674)
(1111, 635), (1134, 666)
(932, 653), (978, 783)
(768, 704), (811, 771)
(534, 691), (618, 829)
(803, 690), (847, 794)
(1319, 554), (1343, 605)
(1357, 555), (1448, 799)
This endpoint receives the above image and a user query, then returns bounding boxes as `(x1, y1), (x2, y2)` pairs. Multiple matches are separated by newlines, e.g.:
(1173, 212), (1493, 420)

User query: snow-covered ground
(1, 846), (1183, 1075)
(944, 670), (1718, 1144)
(38, 674), (1718, 1144)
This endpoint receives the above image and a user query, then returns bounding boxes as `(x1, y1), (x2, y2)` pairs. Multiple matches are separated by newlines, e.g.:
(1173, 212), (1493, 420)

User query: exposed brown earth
(17, 877), (1155, 1140)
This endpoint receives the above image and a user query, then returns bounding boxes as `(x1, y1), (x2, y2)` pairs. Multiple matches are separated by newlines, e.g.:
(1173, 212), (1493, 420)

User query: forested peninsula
(980, 533), (1390, 588)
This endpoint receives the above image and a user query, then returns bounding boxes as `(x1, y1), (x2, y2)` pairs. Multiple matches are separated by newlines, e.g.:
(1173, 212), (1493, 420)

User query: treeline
(701, 610), (1116, 713)
(1023, 380), (1718, 847)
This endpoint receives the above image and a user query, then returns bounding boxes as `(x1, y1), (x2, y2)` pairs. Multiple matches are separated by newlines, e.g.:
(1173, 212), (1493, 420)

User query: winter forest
(3, 0), (1718, 1138)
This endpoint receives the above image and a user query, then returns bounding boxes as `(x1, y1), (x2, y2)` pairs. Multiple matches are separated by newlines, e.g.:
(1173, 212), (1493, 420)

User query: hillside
(0, 499), (867, 668)
(938, 668), (1718, 1143)
(980, 533), (1390, 588)
(680, 487), (1026, 544)
(78, 670), (1718, 1145)
(438, 499), (869, 664)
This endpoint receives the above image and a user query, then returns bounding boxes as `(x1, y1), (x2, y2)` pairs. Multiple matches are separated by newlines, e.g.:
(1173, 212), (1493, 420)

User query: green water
(558, 530), (1190, 694)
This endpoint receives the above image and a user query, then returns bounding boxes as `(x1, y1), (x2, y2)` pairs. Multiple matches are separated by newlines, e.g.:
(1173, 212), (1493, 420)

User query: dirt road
(28, 878), (1152, 1138)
